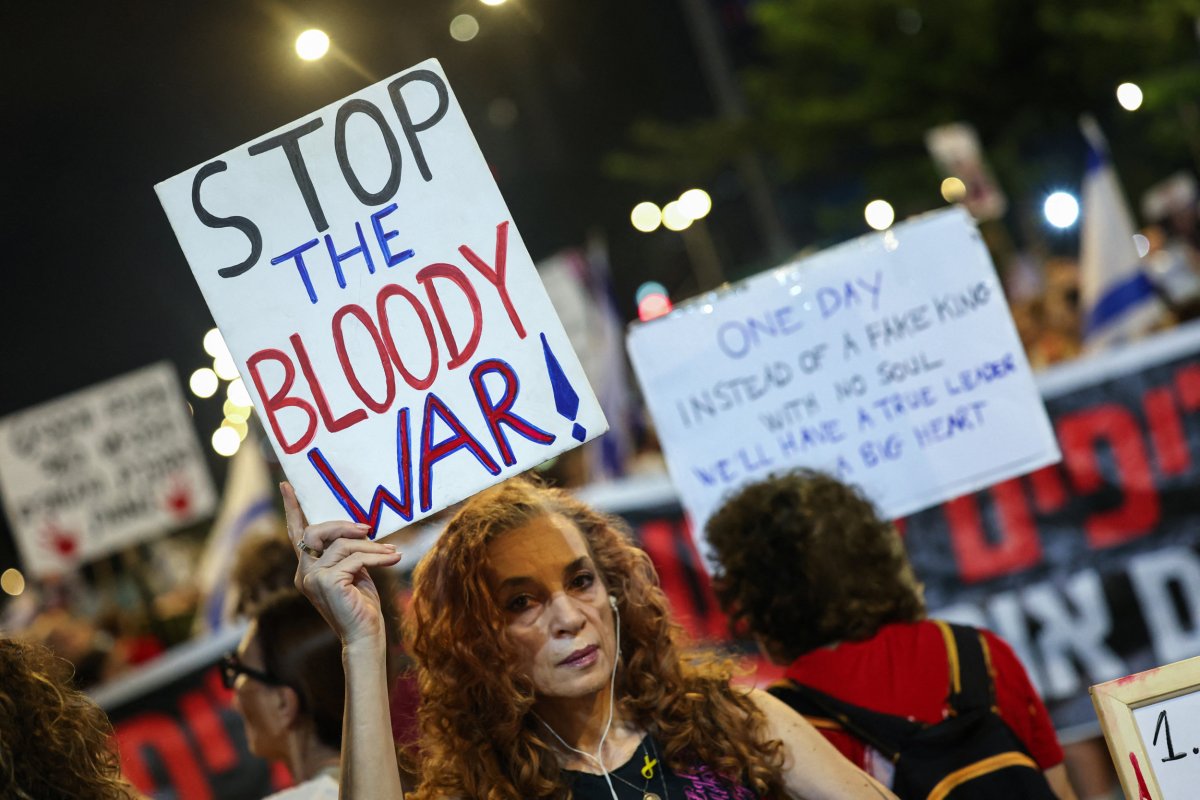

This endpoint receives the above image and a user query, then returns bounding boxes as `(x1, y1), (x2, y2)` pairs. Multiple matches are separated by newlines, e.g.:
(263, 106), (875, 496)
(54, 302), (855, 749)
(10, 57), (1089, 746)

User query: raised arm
(283, 482), (406, 800)
(748, 689), (897, 800)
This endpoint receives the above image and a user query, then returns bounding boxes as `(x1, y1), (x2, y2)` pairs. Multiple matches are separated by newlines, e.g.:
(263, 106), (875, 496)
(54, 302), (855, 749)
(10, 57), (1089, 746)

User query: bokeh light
(212, 427), (241, 457)
(213, 352), (239, 381)
(480, 0), (507, 5)
(487, 97), (518, 129)
(1044, 192), (1080, 229)
(224, 419), (250, 441)
(637, 293), (673, 322)
(631, 202), (662, 233)
(678, 188), (712, 220)
(202, 328), (228, 359)
(1, 568), (25, 596)
(450, 14), (480, 42)
(940, 177), (967, 204)
(1116, 82), (1143, 111)
(189, 368), (219, 399)
(295, 29), (330, 61)
(636, 281), (669, 304)
(864, 199), (895, 231)
(223, 399), (250, 423)
(1134, 233), (1150, 258)
(661, 201), (693, 232)
(227, 377), (252, 407)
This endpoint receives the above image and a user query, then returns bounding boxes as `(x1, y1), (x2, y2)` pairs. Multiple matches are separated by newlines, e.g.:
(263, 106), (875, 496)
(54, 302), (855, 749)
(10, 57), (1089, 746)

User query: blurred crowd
(3, 168), (1200, 691)
(0, 165), (1198, 800)
(1010, 171), (1200, 370)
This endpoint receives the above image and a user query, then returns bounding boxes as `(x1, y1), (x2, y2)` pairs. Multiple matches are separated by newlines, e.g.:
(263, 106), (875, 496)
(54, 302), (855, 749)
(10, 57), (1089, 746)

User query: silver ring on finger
(297, 540), (324, 559)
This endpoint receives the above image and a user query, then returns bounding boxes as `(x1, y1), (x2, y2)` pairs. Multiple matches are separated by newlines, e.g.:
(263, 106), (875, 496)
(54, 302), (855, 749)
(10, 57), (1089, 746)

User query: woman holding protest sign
(287, 477), (894, 799)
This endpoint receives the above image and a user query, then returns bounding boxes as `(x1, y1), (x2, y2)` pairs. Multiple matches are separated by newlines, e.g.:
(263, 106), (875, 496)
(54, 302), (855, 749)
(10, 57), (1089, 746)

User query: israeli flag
(193, 429), (281, 632)
(1079, 116), (1166, 350)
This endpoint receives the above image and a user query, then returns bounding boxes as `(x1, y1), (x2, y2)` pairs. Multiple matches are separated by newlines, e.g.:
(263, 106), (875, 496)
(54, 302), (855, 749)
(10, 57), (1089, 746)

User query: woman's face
(486, 513), (617, 702)
(230, 622), (288, 760)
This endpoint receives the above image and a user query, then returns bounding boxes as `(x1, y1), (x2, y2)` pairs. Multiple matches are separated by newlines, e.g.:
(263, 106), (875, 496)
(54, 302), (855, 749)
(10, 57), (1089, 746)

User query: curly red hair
(0, 637), (139, 799)
(406, 477), (785, 800)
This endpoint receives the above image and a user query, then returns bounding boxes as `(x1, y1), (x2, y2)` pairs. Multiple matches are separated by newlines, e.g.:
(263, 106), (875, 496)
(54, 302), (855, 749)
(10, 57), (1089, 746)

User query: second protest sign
(156, 59), (606, 534)
(627, 208), (1059, 564)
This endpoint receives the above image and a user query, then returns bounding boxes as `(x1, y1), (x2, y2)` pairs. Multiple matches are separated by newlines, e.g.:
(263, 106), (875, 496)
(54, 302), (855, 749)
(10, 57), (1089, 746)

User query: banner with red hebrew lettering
(612, 321), (1200, 736)
(910, 321), (1200, 737)
(100, 630), (286, 800)
(155, 59), (606, 537)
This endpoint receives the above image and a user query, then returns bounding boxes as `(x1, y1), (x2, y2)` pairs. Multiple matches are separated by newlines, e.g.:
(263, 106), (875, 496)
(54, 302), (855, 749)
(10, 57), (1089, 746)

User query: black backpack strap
(769, 680), (917, 761)
(935, 621), (996, 715)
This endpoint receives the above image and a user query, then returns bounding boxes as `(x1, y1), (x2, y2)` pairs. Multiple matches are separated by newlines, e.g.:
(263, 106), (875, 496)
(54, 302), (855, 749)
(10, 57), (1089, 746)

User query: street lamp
(631, 202), (662, 233)
(864, 199), (895, 231)
(940, 178), (967, 204)
(630, 188), (722, 289)
(1044, 191), (1079, 229)
(678, 188), (712, 219)
(662, 201), (692, 232)
(295, 29), (330, 61)
(1116, 82), (1143, 111)
(450, 14), (480, 42)
(189, 368), (219, 399)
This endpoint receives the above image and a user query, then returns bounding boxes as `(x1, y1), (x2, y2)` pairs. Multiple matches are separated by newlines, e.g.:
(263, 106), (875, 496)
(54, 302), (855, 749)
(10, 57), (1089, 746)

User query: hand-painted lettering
(376, 284), (439, 390)
(387, 69), (449, 183)
(470, 359), (555, 465)
(191, 161), (263, 278)
(418, 392), (501, 512)
(246, 348), (317, 455)
(460, 221), (525, 339)
(715, 304), (805, 359)
(247, 117), (329, 231)
(332, 303), (396, 414)
(417, 263), (483, 370)
(816, 270), (883, 319)
(334, 98), (403, 206)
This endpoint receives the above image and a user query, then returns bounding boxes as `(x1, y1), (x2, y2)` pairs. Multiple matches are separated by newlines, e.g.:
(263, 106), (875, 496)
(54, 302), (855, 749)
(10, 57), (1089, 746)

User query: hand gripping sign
(156, 59), (606, 535)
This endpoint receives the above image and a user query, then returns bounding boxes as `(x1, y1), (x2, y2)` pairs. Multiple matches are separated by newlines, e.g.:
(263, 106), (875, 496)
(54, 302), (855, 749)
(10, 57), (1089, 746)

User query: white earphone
(534, 593), (624, 800)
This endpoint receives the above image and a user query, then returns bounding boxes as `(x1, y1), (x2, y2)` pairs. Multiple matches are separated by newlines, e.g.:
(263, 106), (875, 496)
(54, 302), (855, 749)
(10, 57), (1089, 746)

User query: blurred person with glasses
(224, 590), (344, 799)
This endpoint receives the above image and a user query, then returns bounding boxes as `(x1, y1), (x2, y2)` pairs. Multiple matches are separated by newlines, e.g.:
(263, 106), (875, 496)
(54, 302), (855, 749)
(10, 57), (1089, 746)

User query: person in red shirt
(704, 468), (1078, 799)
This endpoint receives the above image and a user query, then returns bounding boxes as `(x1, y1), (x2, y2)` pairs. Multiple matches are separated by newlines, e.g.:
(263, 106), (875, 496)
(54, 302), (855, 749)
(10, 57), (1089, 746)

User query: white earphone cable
(534, 595), (623, 800)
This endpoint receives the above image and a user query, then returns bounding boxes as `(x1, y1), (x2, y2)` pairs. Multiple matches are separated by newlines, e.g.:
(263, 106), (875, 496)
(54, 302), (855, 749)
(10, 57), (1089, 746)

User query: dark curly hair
(705, 469), (925, 659)
(406, 476), (786, 800)
(0, 637), (139, 799)
(253, 590), (345, 751)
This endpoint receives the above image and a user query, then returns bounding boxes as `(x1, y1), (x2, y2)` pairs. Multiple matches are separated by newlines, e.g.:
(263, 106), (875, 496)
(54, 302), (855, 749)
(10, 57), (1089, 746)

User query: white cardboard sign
(155, 60), (605, 535)
(0, 363), (217, 577)
(627, 208), (1059, 563)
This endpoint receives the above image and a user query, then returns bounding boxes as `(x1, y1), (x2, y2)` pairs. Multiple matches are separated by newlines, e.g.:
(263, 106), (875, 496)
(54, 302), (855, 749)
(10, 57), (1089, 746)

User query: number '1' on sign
(1092, 656), (1200, 800)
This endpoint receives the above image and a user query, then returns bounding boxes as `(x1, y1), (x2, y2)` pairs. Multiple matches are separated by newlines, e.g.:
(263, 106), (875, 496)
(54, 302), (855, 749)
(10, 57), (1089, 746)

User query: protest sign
(925, 123), (1007, 221)
(95, 322), (1199, 783)
(0, 362), (217, 577)
(1092, 656), (1200, 800)
(155, 59), (606, 534)
(627, 207), (1060, 563)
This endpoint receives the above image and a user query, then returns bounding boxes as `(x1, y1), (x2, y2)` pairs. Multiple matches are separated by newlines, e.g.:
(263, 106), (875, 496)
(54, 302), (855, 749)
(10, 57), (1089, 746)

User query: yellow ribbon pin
(641, 755), (658, 780)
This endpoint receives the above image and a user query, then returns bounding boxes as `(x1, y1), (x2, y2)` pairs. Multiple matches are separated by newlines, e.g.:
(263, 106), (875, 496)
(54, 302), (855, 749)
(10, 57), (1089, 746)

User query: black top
(567, 735), (759, 799)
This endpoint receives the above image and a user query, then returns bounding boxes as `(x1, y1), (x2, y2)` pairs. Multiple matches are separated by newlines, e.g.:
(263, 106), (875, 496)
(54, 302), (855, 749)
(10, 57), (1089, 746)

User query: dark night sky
(1, 0), (731, 569)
